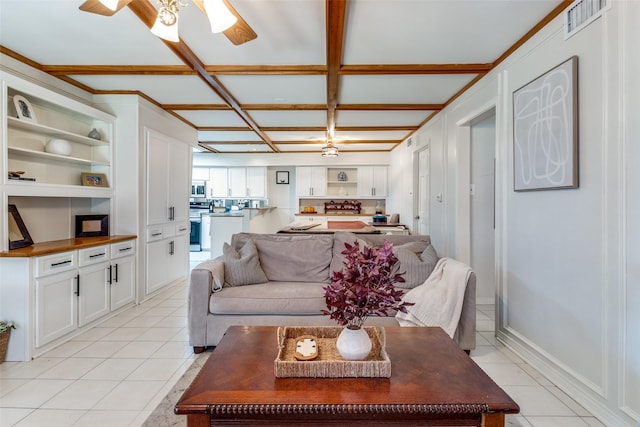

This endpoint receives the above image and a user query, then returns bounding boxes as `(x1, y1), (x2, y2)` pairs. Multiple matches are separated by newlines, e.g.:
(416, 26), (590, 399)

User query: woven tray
(274, 326), (391, 378)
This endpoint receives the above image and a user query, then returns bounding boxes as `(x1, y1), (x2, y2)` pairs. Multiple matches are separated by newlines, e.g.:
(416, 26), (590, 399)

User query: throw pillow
(392, 243), (439, 289)
(222, 240), (268, 286)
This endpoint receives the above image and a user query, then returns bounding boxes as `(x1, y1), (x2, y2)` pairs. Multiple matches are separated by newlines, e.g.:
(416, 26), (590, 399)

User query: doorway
(470, 111), (496, 304)
(414, 147), (430, 235)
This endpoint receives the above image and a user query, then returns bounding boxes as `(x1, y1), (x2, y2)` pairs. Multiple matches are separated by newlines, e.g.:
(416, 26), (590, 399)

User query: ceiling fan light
(151, 11), (180, 42)
(98, 0), (119, 11)
(203, 0), (238, 33)
(321, 143), (339, 157)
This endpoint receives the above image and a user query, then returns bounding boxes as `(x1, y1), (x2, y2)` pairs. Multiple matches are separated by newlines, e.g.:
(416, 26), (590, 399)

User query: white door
(78, 262), (110, 327)
(470, 112), (496, 304)
(35, 271), (78, 348)
(310, 167), (326, 196)
(416, 149), (430, 235)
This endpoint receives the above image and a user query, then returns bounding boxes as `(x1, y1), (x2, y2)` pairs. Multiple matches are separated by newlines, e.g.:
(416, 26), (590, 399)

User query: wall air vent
(564, 0), (610, 39)
(407, 137), (413, 147)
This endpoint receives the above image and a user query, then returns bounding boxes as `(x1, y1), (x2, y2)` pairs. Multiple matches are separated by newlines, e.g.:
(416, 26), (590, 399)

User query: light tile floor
(0, 251), (605, 427)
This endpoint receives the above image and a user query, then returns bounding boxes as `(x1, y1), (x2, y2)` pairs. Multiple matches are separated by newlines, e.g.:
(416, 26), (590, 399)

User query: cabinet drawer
(175, 221), (190, 235)
(79, 245), (110, 266)
(35, 251), (78, 278)
(111, 240), (136, 259)
(147, 227), (164, 242)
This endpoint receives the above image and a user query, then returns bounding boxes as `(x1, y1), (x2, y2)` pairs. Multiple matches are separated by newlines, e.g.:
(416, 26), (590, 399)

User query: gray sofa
(188, 232), (476, 353)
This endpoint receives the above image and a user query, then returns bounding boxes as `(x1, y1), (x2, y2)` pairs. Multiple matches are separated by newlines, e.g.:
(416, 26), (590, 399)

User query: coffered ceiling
(0, 0), (569, 154)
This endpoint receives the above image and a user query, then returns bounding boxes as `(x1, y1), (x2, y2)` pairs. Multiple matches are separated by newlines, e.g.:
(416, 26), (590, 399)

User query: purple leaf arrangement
(322, 240), (413, 328)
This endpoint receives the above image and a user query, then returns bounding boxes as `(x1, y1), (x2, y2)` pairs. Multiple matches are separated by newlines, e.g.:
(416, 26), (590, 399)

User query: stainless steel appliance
(191, 180), (208, 198)
(189, 201), (210, 251)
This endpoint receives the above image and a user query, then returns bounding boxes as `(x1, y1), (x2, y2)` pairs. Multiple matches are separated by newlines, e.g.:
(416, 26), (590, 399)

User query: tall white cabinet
(94, 95), (196, 302)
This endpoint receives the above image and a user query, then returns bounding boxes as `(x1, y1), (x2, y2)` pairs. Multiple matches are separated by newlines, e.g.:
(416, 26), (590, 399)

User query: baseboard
(496, 329), (637, 427)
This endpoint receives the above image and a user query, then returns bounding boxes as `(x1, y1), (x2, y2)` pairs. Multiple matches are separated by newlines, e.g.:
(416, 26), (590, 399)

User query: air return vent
(406, 137), (413, 147)
(564, 0), (610, 39)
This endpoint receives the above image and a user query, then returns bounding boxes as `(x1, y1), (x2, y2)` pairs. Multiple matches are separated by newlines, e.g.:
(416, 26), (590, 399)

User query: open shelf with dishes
(4, 78), (114, 191)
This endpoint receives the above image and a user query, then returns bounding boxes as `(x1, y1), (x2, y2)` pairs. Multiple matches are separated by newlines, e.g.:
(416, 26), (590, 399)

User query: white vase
(336, 325), (372, 360)
(45, 138), (72, 156)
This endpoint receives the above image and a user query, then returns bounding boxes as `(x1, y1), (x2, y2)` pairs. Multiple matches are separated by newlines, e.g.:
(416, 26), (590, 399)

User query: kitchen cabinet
(209, 167), (266, 198)
(228, 167), (247, 198)
(209, 168), (229, 198)
(246, 167), (266, 198)
(358, 166), (387, 197)
(296, 167), (327, 197)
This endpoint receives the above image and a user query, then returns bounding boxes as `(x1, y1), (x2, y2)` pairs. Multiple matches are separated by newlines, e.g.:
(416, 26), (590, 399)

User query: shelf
(8, 146), (110, 166)
(8, 117), (109, 146)
(5, 181), (113, 198)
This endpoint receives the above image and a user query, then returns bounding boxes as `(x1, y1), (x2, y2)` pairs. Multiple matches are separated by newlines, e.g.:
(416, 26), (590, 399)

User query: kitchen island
(279, 220), (380, 234)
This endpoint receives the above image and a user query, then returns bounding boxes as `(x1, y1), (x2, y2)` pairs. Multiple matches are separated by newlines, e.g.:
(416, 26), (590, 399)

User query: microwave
(191, 180), (208, 198)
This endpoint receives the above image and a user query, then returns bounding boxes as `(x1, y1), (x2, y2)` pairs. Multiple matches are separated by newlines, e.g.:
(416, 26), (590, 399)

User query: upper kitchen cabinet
(358, 166), (387, 197)
(209, 167), (266, 198)
(246, 167), (266, 198)
(296, 167), (327, 197)
(2, 72), (114, 198)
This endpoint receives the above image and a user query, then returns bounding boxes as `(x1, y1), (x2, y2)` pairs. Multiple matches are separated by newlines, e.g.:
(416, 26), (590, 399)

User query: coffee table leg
(482, 412), (505, 427)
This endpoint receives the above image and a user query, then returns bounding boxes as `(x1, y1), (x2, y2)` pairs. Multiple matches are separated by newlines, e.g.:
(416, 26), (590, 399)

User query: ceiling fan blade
(222, 0), (257, 46)
(78, 0), (134, 16)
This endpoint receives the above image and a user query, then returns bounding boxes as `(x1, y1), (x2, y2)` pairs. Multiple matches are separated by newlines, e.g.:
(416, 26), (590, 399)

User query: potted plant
(322, 240), (413, 360)
(0, 321), (16, 363)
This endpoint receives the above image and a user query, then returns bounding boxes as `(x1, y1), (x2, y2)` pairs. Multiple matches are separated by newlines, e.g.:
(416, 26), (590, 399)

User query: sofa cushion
(392, 243), (439, 289)
(330, 231), (370, 276)
(209, 282), (327, 315)
(231, 233), (333, 283)
(223, 240), (268, 286)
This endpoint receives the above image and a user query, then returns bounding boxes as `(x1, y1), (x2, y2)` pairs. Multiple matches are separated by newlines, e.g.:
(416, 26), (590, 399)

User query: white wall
(387, 2), (639, 425)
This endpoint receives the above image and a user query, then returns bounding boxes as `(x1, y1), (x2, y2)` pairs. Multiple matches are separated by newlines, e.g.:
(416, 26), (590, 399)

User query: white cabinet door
(146, 130), (190, 225)
(296, 167), (327, 197)
(210, 168), (229, 198)
(228, 167), (247, 198)
(358, 166), (387, 197)
(246, 167), (266, 198)
(35, 271), (78, 348)
(168, 234), (189, 282)
(169, 140), (190, 223)
(78, 262), (110, 327)
(110, 255), (136, 311)
(146, 239), (169, 295)
(192, 167), (210, 180)
(146, 132), (171, 225)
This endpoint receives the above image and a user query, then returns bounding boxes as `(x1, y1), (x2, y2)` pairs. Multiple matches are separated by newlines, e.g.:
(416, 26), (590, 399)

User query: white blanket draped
(395, 257), (472, 338)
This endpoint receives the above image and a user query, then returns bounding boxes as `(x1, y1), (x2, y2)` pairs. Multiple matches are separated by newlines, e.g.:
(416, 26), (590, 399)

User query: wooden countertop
(0, 235), (137, 258)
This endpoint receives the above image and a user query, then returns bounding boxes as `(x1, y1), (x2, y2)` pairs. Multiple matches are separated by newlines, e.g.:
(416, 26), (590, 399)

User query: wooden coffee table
(175, 326), (519, 426)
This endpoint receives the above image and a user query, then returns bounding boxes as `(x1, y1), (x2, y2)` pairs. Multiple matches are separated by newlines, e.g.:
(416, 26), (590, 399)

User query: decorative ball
(45, 139), (72, 156)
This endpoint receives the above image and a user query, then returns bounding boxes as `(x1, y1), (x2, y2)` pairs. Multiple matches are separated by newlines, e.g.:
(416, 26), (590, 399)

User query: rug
(142, 350), (212, 427)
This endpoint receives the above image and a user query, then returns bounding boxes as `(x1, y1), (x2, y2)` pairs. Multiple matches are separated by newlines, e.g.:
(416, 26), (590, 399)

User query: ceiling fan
(79, 0), (257, 45)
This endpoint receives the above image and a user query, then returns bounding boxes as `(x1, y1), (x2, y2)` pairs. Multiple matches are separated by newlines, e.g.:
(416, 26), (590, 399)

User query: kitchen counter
(279, 220), (380, 234)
